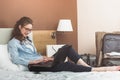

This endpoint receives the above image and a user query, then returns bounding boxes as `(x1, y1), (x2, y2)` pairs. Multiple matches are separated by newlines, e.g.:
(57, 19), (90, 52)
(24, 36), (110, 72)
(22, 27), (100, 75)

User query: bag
(102, 34), (120, 53)
(102, 34), (120, 66)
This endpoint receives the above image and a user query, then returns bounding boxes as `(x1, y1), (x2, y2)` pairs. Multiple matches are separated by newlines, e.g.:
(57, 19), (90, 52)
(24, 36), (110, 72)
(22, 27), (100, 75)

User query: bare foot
(92, 66), (120, 72)
(116, 66), (120, 71)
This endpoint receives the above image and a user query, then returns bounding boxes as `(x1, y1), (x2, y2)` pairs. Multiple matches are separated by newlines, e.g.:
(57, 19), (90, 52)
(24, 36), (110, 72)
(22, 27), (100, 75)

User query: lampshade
(57, 19), (73, 32)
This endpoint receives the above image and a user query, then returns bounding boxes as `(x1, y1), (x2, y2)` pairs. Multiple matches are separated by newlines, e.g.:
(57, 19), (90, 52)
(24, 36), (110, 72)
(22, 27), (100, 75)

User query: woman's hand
(29, 59), (44, 64)
(43, 56), (54, 62)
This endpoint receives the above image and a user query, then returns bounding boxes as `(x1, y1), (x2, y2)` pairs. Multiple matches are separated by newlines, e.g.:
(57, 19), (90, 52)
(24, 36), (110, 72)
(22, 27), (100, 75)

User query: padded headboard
(32, 30), (56, 55)
(0, 28), (13, 44)
(0, 28), (56, 55)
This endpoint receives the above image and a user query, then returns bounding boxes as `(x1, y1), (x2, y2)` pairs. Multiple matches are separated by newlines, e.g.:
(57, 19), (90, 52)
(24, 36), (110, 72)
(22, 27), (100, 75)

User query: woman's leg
(66, 45), (90, 67)
(51, 62), (120, 72)
(52, 45), (71, 66)
(51, 62), (92, 72)
(53, 45), (90, 67)
(77, 58), (91, 67)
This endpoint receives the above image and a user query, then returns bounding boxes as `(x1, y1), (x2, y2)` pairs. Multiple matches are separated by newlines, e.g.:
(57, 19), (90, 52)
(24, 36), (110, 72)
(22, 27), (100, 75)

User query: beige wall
(0, 0), (78, 51)
(77, 0), (120, 54)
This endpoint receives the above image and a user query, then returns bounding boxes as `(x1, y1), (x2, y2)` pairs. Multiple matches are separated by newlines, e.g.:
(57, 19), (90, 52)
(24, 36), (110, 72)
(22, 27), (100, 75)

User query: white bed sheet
(0, 69), (120, 80)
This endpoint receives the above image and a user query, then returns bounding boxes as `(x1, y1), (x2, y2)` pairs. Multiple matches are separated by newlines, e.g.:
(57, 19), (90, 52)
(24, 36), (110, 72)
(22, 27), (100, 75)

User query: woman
(8, 16), (120, 72)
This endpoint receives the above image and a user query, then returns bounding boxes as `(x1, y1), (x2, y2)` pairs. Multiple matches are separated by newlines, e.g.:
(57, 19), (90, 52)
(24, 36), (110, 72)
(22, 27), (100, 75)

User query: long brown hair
(11, 16), (33, 42)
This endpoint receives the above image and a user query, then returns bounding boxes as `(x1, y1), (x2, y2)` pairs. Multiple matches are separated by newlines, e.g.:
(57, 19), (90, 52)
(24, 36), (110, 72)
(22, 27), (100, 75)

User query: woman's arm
(8, 40), (30, 66)
(29, 56), (54, 64)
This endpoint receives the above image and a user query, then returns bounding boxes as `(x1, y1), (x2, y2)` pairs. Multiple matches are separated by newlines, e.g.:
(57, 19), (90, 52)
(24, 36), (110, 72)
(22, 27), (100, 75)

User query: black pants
(28, 45), (92, 72)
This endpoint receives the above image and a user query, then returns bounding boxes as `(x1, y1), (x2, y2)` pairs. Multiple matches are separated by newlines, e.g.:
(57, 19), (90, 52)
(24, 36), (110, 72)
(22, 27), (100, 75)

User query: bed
(0, 28), (120, 80)
(0, 70), (120, 80)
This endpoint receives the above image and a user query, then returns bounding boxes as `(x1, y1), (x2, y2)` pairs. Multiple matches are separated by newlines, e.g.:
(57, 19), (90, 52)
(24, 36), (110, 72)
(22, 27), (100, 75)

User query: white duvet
(0, 69), (120, 80)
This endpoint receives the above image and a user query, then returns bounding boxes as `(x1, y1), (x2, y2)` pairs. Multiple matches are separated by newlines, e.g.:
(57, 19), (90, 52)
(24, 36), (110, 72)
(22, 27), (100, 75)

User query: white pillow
(0, 44), (28, 71)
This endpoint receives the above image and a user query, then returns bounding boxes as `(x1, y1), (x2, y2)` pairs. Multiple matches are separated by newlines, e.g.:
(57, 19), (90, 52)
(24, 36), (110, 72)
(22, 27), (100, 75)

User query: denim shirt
(8, 38), (43, 66)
